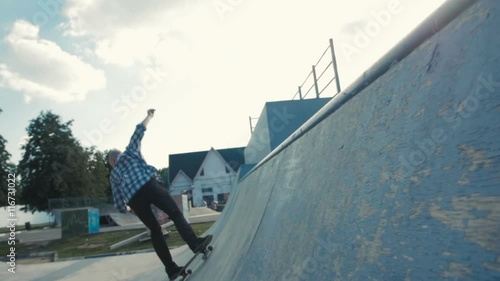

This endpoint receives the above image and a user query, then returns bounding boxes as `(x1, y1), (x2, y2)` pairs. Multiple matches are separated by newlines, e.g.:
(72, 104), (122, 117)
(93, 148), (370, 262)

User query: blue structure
(61, 207), (100, 238)
(244, 98), (330, 165)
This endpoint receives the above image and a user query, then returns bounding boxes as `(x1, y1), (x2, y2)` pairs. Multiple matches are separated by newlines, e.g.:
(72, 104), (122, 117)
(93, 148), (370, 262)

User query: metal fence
(48, 197), (110, 211)
(248, 38), (342, 133)
(293, 38), (341, 100)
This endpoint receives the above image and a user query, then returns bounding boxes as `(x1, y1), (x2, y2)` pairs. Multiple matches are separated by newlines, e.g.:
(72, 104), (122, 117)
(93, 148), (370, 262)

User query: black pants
(128, 178), (198, 268)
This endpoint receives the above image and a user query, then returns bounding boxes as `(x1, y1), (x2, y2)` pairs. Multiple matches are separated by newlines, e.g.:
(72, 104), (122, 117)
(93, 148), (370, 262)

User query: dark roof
(168, 147), (246, 183)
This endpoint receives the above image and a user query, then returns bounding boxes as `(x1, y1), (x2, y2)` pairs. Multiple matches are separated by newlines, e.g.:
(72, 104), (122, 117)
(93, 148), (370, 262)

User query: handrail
(319, 78), (335, 96)
(299, 71), (313, 88)
(303, 83), (315, 99)
(317, 61), (333, 82)
(293, 38), (342, 100)
(315, 45), (331, 66)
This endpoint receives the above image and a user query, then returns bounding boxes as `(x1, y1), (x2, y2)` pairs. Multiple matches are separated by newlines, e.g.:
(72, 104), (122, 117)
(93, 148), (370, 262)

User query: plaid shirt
(110, 123), (156, 213)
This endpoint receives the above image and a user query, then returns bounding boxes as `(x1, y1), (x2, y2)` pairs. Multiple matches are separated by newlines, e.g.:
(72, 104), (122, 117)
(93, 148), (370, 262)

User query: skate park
(1, 0), (499, 280)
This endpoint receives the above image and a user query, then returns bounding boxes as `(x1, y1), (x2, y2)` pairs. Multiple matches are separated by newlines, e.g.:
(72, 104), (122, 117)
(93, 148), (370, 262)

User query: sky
(0, 0), (446, 169)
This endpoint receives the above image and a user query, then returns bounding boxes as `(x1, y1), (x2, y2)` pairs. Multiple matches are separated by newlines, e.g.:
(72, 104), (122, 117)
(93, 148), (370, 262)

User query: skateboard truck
(175, 235), (214, 281)
(179, 246), (213, 280)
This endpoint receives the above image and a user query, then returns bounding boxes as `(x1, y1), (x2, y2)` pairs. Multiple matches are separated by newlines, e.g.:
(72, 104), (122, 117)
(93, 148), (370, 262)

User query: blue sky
(0, 0), (445, 168)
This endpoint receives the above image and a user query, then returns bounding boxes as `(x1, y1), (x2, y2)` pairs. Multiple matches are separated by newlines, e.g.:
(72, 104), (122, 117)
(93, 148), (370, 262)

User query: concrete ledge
(0, 246), (185, 264)
(0, 251), (57, 262)
(54, 248), (157, 262)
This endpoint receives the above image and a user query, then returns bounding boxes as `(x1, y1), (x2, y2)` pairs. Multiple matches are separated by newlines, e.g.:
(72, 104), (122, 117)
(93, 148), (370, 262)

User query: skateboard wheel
(207, 246), (213, 251)
(187, 269), (192, 274)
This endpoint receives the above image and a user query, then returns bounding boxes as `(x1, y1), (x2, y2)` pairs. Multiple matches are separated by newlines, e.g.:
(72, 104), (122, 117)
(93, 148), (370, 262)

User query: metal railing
(48, 196), (110, 211)
(293, 38), (341, 100)
(249, 38), (342, 134)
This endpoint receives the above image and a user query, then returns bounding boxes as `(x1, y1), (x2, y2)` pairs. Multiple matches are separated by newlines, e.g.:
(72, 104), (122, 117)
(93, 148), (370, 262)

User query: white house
(170, 170), (192, 196)
(169, 147), (245, 207)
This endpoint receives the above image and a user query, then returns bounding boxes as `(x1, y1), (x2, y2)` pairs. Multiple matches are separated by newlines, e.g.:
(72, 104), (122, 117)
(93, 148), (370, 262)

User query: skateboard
(173, 235), (214, 281)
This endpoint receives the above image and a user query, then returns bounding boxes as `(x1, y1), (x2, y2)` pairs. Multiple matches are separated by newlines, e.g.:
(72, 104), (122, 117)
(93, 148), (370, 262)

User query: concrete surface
(2, 1), (499, 280)
(189, 1), (500, 280)
(0, 247), (186, 281)
(107, 212), (143, 226)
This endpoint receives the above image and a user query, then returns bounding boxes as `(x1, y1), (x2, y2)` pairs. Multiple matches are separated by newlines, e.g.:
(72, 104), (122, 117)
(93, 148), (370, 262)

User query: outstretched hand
(142, 109), (155, 127)
(147, 109), (155, 117)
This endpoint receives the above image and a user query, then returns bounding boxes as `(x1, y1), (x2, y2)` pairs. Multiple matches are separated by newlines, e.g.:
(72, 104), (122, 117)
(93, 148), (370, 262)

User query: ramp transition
(175, 1), (500, 280)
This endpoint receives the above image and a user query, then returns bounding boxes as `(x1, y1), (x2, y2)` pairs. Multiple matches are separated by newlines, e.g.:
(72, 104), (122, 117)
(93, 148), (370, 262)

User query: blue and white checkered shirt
(110, 124), (156, 213)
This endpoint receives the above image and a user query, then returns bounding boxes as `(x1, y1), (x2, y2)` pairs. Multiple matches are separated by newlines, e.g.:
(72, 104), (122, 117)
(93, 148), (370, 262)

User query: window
(200, 169), (204, 176)
(225, 166), (230, 173)
(202, 188), (213, 193)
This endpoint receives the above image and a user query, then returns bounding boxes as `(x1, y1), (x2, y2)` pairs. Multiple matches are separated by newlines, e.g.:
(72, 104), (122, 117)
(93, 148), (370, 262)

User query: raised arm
(126, 109), (155, 152)
(142, 109), (155, 128)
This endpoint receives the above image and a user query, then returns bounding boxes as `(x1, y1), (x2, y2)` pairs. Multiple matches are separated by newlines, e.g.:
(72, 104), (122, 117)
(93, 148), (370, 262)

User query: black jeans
(128, 178), (198, 268)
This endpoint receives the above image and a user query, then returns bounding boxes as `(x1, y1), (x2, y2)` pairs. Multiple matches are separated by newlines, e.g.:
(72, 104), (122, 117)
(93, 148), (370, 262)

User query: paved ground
(0, 208), (219, 280)
(0, 246), (188, 281)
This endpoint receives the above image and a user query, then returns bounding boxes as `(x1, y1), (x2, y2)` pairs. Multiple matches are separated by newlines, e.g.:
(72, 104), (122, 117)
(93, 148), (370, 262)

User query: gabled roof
(171, 170), (192, 186)
(193, 148), (237, 180)
(168, 147), (245, 183)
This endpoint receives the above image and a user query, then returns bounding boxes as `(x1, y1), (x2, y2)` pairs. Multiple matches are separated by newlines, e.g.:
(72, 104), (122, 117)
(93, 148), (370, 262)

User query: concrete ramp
(178, 1), (500, 280)
(108, 213), (143, 226)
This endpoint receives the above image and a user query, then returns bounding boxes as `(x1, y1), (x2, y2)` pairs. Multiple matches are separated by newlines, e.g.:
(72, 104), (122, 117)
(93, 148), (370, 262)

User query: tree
(0, 109), (15, 206)
(86, 147), (111, 201)
(157, 167), (170, 190)
(18, 111), (94, 212)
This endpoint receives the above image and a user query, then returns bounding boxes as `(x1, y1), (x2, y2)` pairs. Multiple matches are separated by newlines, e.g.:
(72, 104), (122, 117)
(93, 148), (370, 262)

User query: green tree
(157, 167), (170, 190)
(18, 111), (94, 212)
(86, 147), (111, 201)
(0, 109), (15, 206)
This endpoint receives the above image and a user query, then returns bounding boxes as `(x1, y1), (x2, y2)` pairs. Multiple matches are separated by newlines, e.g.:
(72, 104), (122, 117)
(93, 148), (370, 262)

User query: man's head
(107, 149), (122, 168)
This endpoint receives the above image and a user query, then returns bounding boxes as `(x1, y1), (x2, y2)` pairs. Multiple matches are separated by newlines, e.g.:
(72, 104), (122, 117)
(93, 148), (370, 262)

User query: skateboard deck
(173, 235), (213, 281)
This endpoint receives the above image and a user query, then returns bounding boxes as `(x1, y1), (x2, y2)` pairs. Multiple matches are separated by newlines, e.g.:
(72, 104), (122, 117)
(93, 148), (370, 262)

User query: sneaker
(193, 235), (213, 253)
(166, 264), (183, 280)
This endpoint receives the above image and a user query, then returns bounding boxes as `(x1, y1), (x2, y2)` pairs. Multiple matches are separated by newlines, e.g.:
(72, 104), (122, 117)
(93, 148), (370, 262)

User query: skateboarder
(108, 109), (211, 280)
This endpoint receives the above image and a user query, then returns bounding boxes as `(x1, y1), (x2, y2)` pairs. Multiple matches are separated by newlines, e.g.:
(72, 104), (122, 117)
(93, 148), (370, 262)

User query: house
(169, 147), (245, 207)
(241, 98), (331, 178)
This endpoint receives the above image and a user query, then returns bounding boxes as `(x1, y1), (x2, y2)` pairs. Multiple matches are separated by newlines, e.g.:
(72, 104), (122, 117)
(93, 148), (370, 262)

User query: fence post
(329, 38), (341, 93)
(248, 116), (254, 133)
(298, 86), (303, 100)
(312, 65), (320, 98)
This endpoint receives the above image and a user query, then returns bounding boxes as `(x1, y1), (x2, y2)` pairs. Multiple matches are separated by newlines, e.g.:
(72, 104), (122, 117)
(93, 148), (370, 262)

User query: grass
(0, 222), (213, 260)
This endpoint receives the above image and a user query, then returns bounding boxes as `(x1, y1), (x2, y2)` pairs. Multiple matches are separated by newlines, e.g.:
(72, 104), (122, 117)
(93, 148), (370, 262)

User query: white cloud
(94, 28), (161, 67)
(62, 0), (179, 37)
(61, 0), (212, 68)
(0, 20), (106, 103)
